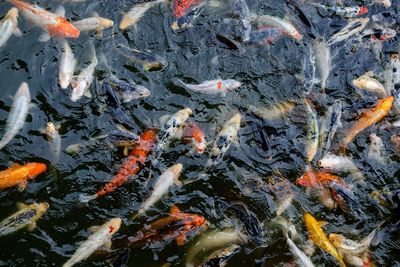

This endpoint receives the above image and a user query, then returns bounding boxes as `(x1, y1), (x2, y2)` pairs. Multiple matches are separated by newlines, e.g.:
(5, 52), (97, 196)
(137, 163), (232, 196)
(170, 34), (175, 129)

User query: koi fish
(79, 129), (157, 203)
(329, 230), (376, 256)
(267, 173), (294, 216)
(252, 14), (302, 40)
(134, 163), (183, 218)
(175, 78), (241, 96)
(327, 18), (369, 45)
(8, 0), (80, 42)
(198, 244), (240, 267)
(286, 233), (315, 267)
(319, 100), (342, 156)
(63, 218), (122, 267)
(45, 122), (61, 164)
(171, 0), (205, 30)
(59, 40), (76, 89)
(120, 0), (166, 30)
(318, 153), (364, 182)
(304, 213), (346, 267)
(0, 202), (48, 236)
(72, 12), (113, 37)
(247, 28), (281, 45)
(0, 82), (30, 150)
(305, 101), (319, 162)
(329, 181), (360, 215)
(341, 96), (393, 151)
(311, 3), (368, 18)
(313, 39), (331, 90)
(71, 45), (97, 102)
(0, 162), (46, 191)
(352, 72), (387, 98)
(391, 135), (400, 157)
(384, 53), (400, 96)
(115, 44), (167, 71)
(126, 205), (206, 247)
(367, 133), (386, 164)
(230, 0), (251, 41)
(182, 122), (206, 154)
(0, 8), (21, 48)
(249, 100), (296, 120)
(370, 0), (391, 8)
(106, 76), (150, 103)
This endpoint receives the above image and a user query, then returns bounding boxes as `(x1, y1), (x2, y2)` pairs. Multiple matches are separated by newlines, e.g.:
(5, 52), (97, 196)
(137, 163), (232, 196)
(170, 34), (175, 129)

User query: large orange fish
(8, 0), (80, 41)
(296, 170), (345, 189)
(304, 213), (346, 267)
(182, 122), (206, 153)
(0, 163), (46, 190)
(125, 205), (206, 247)
(79, 129), (158, 203)
(341, 96), (393, 151)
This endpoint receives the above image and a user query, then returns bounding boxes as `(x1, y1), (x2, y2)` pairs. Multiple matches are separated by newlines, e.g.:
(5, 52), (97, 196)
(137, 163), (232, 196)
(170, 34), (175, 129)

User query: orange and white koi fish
(182, 122), (206, 153)
(0, 162), (46, 191)
(341, 96), (393, 151)
(304, 213), (346, 267)
(8, 0), (80, 42)
(79, 129), (157, 203)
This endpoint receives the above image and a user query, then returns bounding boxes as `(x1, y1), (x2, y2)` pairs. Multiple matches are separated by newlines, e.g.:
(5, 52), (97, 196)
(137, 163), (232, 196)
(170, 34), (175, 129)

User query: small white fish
(252, 14), (302, 40)
(286, 234), (316, 267)
(209, 113), (241, 166)
(72, 12), (113, 37)
(327, 18), (369, 45)
(134, 163), (182, 218)
(371, 0), (391, 8)
(305, 101), (319, 162)
(119, 0), (166, 30)
(352, 72), (387, 97)
(318, 153), (364, 182)
(63, 218), (121, 267)
(59, 40), (76, 89)
(45, 122), (61, 164)
(368, 133), (386, 164)
(313, 39), (331, 90)
(71, 45), (98, 102)
(176, 78), (241, 96)
(319, 99), (342, 156)
(0, 8), (22, 48)
(0, 82), (30, 150)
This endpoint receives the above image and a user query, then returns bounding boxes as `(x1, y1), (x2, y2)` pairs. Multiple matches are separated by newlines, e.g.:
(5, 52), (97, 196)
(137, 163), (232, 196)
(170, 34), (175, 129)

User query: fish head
(37, 202), (50, 214)
(6, 8), (19, 21)
(182, 123), (206, 153)
(296, 171), (316, 187)
(358, 6), (368, 15)
(378, 96), (394, 111)
(225, 79), (242, 90)
(328, 233), (345, 248)
(170, 163), (183, 176)
(303, 212), (315, 225)
(187, 214), (206, 228)
(378, 0), (391, 8)
(229, 113), (242, 126)
(107, 218), (122, 234)
(26, 163), (47, 177)
(100, 18), (114, 28)
(48, 18), (80, 38)
(135, 85), (151, 98)
(46, 122), (56, 134)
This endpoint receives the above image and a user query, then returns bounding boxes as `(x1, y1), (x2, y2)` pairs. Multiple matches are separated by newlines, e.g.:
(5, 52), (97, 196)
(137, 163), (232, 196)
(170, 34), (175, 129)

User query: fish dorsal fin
(16, 202), (28, 210)
(170, 205), (180, 215)
(92, 11), (100, 18)
(55, 6), (65, 17)
(88, 225), (100, 233)
(27, 222), (37, 231)
(159, 115), (171, 126)
(364, 71), (374, 78)
(18, 181), (28, 192)
(318, 220), (328, 228)
(10, 163), (21, 168)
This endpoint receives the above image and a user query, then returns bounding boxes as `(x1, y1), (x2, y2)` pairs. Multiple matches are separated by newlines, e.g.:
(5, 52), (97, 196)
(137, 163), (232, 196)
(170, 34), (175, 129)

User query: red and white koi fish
(182, 122), (206, 153)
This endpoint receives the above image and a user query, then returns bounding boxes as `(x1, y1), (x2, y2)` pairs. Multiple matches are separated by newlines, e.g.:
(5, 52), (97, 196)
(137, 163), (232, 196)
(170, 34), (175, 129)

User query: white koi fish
(59, 40), (76, 89)
(352, 72), (387, 97)
(45, 122), (61, 164)
(0, 8), (22, 48)
(119, 0), (166, 30)
(175, 78), (241, 96)
(72, 12), (113, 37)
(327, 18), (369, 45)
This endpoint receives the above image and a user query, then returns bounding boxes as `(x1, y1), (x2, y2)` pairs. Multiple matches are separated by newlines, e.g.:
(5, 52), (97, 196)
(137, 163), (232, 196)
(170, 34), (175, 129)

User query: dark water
(0, 0), (399, 266)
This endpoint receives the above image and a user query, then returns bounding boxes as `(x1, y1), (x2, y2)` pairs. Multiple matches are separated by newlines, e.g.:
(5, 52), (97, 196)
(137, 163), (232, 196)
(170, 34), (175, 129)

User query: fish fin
(10, 163), (21, 168)
(55, 6), (65, 17)
(176, 234), (186, 246)
(27, 222), (36, 231)
(38, 32), (51, 42)
(18, 181), (27, 191)
(105, 239), (112, 249)
(83, 89), (93, 98)
(16, 202), (28, 209)
(13, 27), (22, 37)
(95, 29), (103, 38)
(88, 225), (100, 233)
(317, 220), (328, 227)
(159, 115), (171, 126)
(123, 146), (129, 156)
(174, 177), (183, 186)
(365, 71), (374, 77)
(92, 11), (100, 17)
(170, 205), (180, 214)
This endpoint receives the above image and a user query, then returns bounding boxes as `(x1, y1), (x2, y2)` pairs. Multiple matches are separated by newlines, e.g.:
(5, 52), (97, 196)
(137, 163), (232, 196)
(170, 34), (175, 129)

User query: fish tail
(79, 193), (97, 203)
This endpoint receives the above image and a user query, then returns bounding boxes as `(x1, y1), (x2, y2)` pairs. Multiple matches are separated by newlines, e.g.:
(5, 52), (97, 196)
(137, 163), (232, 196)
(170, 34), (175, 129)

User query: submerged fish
(0, 8), (21, 48)
(0, 202), (49, 236)
(367, 133), (386, 163)
(72, 12), (113, 37)
(0, 82), (30, 150)
(126, 205), (206, 247)
(313, 39), (331, 90)
(199, 244), (240, 267)
(115, 44), (167, 71)
(120, 0), (166, 30)
(59, 40), (76, 89)
(230, 0), (251, 41)
(249, 100), (296, 120)
(384, 53), (400, 97)
(171, 0), (205, 30)
(0, 162), (46, 191)
(71, 45), (98, 102)
(318, 153), (364, 182)
(267, 173), (294, 216)
(247, 28), (281, 45)
(252, 14), (302, 40)
(304, 213), (346, 267)
(327, 18), (369, 45)
(134, 163), (183, 218)
(370, 0), (391, 8)
(319, 100), (342, 156)
(182, 122), (206, 154)
(8, 0), (80, 42)
(45, 122), (61, 164)
(305, 101), (319, 162)
(341, 96), (393, 151)
(286, 233), (315, 267)
(296, 170), (347, 190)
(63, 218), (122, 267)
(79, 129), (157, 203)
(352, 72), (387, 98)
(175, 78), (241, 96)
(311, 3), (368, 18)
(107, 76), (150, 103)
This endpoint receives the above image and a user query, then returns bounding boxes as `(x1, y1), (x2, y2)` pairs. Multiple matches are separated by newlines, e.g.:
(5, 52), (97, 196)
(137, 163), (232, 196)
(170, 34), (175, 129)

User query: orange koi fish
(126, 205), (206, 247)
(0, 163), (46, 190)
(182, 122), (206, 153)
(8, 0), (80, 41)
(341, 96), (393, 151)
(304, 213), (346, 267)
(296, 170), (346, 189)
(79, 129), (157, 203)
(173, 0), (203, 19)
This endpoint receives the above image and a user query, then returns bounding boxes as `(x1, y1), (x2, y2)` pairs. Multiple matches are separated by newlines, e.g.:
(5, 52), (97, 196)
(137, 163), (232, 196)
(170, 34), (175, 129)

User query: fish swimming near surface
(367, 133), (386, 164)
(197, 244), (240, 267)
(311, 3), (368, 18)
(267, 173), (294, 216)
(0, 8), (21, 48)
(251, 14), (302, 40)
(181, 122), (206, 154)
(0, 82), (30, 150)
(79, 128), (157, 203)
(72, 11), (113, 37)
(313, 39), (331, 91)
(352, 72), (387, 98)
(341, 96), (393, 151)
(115, 44), (167, 71)
(0, 162), (46, 191)
(171, 0), (205, 30)
(329, 229), (376, 256)
(327, 18), (369, 45)
(384, 53), (400, 97)
(45, 122), (61, 164)
(304, 213), (346, 267)
(175, 78), (241, 96)
(318, 153), (364, 182)
(63, 218), (122, 267)
(319, 100), (342, 157)
(106, 76), (150, 103)
(0, 202), (49, 236)
(119, 0), (166, 30)
(247, 28), (282, 45)
(7, 0), (80, 42)
(59, 40), (76, 89)
(305, 101), (319, 162)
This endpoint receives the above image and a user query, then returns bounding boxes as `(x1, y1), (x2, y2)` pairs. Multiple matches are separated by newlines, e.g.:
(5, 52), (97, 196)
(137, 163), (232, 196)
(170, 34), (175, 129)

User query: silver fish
(319, 99), (342, 156)
(59, 40), (76, 89)
(0, 82), (30, 150)
(311, 3), (368, 18)
(305, 101), (318, 162)
(63, 218), (121, 267)
(120, 0), (166, 30)
(0, 8), (21, 48)
(176, 78), (241, 96)
(72, 12), (113, 37)
(267, 174), (294, 216)
(45, 122), (61, 164)
(352, 72), (387, 98)
(327, 18), (369, 45)
(251, 14), (302, 40)
(230, 0), (251, 41)
(313, 39), (331, 90)
(249, 100), (296, 120)
(286, 234), (315, 267)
